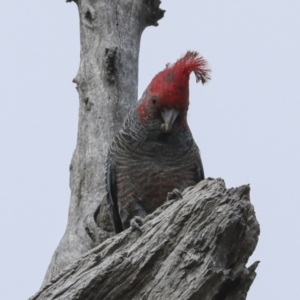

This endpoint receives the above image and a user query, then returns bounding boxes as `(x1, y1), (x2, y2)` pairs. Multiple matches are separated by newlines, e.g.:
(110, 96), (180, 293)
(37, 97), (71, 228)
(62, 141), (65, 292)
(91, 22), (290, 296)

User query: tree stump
(32, 179), (259, 300)
(37, 1), (260, 299)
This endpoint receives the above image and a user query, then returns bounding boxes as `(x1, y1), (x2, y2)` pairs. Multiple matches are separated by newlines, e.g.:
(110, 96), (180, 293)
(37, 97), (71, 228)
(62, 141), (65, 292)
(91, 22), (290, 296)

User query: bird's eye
(152, 97), (157, 105)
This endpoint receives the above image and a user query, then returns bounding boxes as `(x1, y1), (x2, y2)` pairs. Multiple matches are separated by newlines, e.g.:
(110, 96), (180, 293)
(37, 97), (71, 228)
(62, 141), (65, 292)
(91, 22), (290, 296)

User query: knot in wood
(104, 47), (118, 84)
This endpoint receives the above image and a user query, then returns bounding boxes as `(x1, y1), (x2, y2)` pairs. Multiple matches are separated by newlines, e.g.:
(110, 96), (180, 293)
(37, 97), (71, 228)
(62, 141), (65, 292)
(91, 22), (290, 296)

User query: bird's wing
(197, 154), (205, 181)
(194, 144), (205, 182)
(105, 154), (123, 233)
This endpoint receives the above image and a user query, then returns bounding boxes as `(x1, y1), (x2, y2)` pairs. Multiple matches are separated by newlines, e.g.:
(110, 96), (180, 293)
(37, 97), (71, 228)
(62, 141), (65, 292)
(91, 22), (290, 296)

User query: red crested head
(137, 51), (211, 132)
(147, 50), (210, 110)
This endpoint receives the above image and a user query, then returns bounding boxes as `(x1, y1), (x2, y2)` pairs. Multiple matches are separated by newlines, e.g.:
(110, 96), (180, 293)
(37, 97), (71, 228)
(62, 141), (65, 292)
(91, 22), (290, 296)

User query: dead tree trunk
(32, 179), (259, 300)
(42, 0), (165, 285)
(38, 1), (260, 298)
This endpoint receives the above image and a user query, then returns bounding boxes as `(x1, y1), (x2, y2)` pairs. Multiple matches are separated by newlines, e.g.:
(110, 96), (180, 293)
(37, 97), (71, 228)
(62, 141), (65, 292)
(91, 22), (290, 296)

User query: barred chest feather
(106, 121), (203, 232)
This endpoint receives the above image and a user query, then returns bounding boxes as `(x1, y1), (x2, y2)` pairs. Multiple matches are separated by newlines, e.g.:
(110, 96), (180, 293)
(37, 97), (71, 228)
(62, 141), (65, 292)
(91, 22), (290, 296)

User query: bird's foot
(167, 188), (183, 201)
(130, 216), (144, 234)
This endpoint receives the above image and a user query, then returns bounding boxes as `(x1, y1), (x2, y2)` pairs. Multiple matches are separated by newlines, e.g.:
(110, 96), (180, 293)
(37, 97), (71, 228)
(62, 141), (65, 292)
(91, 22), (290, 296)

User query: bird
(106, 50), (211, 233)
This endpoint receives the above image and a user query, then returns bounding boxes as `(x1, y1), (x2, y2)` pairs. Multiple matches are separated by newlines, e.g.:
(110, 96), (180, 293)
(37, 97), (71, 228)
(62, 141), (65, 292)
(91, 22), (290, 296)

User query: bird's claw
(167, 188), (183, 201)
(130, 216), (144, 234)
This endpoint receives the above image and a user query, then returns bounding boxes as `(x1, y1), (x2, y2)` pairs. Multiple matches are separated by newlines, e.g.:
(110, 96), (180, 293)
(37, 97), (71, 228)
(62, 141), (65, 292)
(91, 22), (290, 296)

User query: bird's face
(136, 50), (210, 135)
(136, 90), (188, 134)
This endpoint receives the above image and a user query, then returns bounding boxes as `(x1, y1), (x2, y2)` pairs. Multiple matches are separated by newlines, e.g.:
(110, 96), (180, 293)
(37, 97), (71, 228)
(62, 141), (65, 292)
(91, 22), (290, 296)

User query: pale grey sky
(1, 1), (299, 299)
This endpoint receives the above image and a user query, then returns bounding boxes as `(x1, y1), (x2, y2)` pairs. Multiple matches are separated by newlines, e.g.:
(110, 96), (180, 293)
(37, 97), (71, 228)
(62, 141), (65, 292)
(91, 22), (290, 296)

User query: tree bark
(42, 0), (164, 286)
(32, 178), (260, 300)
(39, 1), (260, 298)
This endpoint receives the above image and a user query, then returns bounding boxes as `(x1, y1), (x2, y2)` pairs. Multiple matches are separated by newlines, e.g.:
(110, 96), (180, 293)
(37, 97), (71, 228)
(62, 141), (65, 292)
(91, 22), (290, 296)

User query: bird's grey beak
(160, 108), (179, 133)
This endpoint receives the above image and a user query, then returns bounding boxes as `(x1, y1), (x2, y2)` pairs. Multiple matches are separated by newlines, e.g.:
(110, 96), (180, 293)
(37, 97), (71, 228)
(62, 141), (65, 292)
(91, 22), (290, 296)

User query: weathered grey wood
(32, 178), (259, 300)
(39, 1), (260, 298)
(42, 0), (165, 286)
